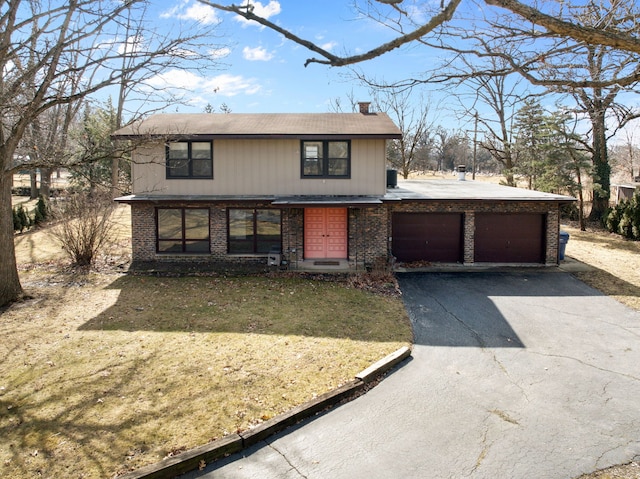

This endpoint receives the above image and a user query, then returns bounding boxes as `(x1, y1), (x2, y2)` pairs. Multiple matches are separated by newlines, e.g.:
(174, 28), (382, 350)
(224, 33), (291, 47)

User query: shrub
(605, 191), (640, 240)
(50, 192), (116, 266)
(13, 204), (31, 233)
(605, 201), (624, 233)
(12, 206), (23, 232)
(33, 195), (49, 225)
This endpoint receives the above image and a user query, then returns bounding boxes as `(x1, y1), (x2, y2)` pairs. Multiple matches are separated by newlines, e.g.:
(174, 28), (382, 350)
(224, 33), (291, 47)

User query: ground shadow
(397, 270), (614, 348)
(77, 274), (411, 344)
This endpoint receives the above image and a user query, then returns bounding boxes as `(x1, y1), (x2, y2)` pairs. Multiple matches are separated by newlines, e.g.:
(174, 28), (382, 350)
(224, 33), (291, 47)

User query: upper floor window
(166, 141), (213, 179)
(301, 140), (350, 178)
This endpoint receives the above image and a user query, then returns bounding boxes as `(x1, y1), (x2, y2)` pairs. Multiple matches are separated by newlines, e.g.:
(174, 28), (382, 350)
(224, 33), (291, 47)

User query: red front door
(304, 208), (348, 259)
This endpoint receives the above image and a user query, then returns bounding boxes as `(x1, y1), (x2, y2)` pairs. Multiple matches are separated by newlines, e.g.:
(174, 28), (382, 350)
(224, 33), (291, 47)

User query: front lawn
(1, 206), (412, 478)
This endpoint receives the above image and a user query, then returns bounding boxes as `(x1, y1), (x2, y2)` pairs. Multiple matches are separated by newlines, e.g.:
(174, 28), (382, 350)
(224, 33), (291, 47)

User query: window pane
(185, 240), (209, 253)
(303, 141), (323, 176)
(185, 209), (209, 239)
(168, 142), (189, 159)
(191, 142), (212, 159)
(158, 209), (183, 239)
(228, 239), (254, 254)
(328, 158), (349, 176)
(328, 141), (348, 158)
(229, 209), (253, 239)
(168, 159), (189, 177)
(256, 210), (281, 253)
(304, 158), (322, 176)
(304, 142), (322, 159)
(192, 159), (212, 177)
(158, 240), (183, 252)
(302, 141), (323, 176)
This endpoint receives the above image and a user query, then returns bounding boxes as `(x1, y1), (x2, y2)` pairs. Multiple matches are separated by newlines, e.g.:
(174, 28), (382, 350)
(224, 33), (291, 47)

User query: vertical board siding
(132, 139), (386, 196)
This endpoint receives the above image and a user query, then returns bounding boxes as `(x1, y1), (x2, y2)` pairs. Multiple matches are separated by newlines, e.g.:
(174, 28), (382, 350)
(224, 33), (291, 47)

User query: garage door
(475, 213), (545, 263)
(392, 213), (463, 263)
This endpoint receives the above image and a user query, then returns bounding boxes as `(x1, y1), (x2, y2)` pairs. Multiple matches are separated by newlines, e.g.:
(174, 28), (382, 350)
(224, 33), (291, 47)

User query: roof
(112, 113), (402, 140)
(115, 180), (574, 205)
(384, 179), (576, 202)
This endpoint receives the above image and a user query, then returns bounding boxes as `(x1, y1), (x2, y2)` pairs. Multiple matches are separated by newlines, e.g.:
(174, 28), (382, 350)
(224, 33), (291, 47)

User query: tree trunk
(30, 171), (38, 199)
(588, 110), (610, 222)
(574, 161), (586, 231)
(0, 169), (24, 306)
(40, 167), (52, 199)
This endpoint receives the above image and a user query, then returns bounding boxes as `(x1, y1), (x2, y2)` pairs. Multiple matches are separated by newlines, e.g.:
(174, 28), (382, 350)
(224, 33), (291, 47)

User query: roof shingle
(112, 112), (402, 139)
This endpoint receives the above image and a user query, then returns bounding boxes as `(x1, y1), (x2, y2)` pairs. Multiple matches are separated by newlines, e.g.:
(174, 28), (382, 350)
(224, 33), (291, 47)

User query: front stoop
(289, 259), (354, 272)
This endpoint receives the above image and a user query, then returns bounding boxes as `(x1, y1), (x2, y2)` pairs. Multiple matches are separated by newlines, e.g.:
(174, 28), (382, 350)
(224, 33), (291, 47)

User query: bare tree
(434, 127), (467, 173)
(201, 0), (640, 72)
(610, 131), (640, 183)
(375, 90), (436, 178)
(1, 0), (225, 306)
(423, 0), (640, 218)
(203, 0), (640, 220)
(458, 60), (528, 187)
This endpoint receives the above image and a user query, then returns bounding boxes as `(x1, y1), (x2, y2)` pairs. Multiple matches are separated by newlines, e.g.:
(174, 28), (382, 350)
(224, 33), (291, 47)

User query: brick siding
(128, 198), (562, 270)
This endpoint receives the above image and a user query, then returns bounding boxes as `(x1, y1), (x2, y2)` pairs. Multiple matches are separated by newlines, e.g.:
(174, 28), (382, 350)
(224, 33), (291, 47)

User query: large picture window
(301, 140), (350, 178)
(228, 209), (281, 254)
(166, 141), (213, 178)
(157, 208), (210, 253)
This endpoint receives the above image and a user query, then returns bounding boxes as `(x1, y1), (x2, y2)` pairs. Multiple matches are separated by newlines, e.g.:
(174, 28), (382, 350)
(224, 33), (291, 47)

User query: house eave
(272, 196), (383, 207)
(111, 133), (401, 141)
(114, 194), (277, 204)
(114, 194), (384, 207)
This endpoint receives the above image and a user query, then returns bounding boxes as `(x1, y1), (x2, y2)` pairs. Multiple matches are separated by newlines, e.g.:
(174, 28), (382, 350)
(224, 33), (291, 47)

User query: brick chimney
(358, 102), (371, 114)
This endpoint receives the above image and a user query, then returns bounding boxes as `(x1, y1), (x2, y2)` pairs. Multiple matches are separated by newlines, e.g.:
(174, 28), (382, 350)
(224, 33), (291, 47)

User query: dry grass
(562, 222), (640, 311)
(3, 205), (412, 478)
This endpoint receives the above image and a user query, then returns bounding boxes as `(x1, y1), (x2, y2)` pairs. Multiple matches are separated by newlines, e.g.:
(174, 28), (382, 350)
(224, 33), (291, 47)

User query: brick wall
(349, 206), (389, 269)
(281, 208), (304, 267)
(130, 201), (277, 266)
(128, 198), (563, 269)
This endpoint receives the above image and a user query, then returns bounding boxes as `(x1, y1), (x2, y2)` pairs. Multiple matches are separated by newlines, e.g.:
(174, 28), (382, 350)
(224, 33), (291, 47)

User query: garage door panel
(392, 213), (463, 263)
(475, 213), (545, 263)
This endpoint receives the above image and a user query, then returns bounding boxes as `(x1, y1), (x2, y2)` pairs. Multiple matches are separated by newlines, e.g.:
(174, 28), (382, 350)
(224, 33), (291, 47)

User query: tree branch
(484, 0), (640, 54)
(199, 0), (462, 66)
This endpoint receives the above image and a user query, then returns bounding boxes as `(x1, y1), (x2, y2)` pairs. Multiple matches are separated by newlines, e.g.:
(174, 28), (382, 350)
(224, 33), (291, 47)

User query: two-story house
(113, 104), (574, 271)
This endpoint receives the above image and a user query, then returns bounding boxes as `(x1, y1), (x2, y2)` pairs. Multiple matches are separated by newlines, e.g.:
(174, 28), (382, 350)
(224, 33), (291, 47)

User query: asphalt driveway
(183, 271), (640, 479)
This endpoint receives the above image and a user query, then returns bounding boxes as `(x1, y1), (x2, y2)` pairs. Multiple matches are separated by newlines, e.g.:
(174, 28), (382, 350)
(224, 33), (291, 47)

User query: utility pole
(472, 111), (478, 180)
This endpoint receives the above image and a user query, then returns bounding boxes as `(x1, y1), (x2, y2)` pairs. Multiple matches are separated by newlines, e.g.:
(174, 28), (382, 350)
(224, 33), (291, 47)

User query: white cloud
(203, 73), (262, 96)
(209, 47), (231, 59)
(235, 1), (281, 26)
(320, 41), (338, 52)
(253, 0), (281, 18)
(144, 70), (261, 98)
(145, 69), (203, 90)
(161, 1), (220, 25)
(118, 35), (145, 55)
(242, 46), (273, 61)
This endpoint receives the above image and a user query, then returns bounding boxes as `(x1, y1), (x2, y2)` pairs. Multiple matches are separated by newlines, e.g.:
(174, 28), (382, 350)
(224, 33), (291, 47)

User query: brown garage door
(475, 213), (545, 263)
(392, 213), (463, 263)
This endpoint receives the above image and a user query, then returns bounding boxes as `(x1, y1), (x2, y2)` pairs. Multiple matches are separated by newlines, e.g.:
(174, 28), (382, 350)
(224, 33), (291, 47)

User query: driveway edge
(118, 346), (412, 479)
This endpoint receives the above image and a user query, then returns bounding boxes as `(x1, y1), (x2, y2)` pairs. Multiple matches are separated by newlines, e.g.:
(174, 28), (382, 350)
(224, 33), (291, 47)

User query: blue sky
(142, 0), (442, 115)
(114, 0), (638, 142)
